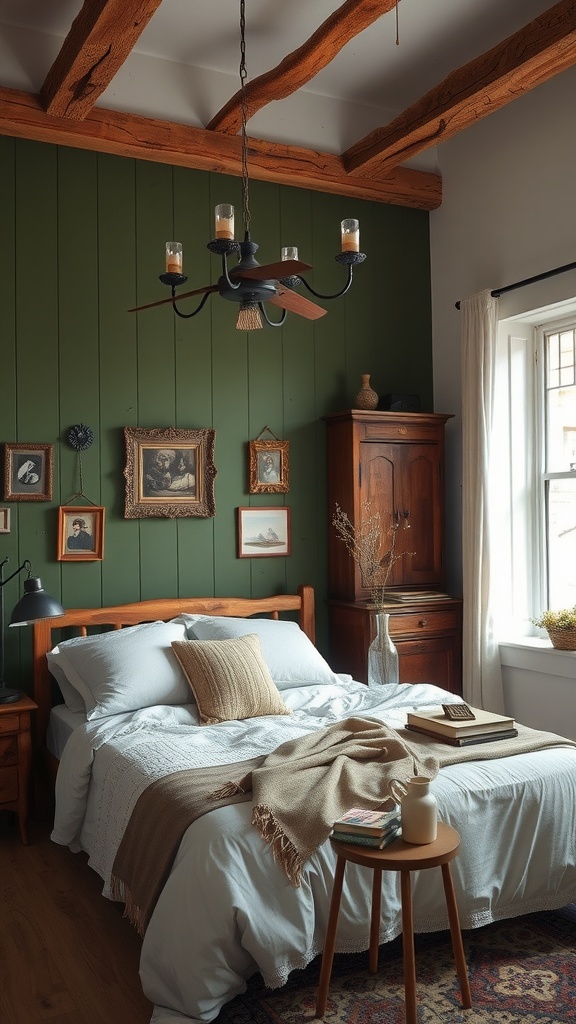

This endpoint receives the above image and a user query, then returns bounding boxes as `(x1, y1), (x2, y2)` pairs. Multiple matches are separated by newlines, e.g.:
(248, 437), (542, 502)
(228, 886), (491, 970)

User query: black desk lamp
(0, 557), (64, 704)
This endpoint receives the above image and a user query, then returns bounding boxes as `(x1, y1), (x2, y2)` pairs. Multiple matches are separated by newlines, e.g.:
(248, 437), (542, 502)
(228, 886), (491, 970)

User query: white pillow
(46, 619), (191, 719)
(181, 614), (341, 690)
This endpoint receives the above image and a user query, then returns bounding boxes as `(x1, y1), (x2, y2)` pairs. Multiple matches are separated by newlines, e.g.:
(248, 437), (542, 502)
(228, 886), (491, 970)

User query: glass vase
(367, 611), (399, 688)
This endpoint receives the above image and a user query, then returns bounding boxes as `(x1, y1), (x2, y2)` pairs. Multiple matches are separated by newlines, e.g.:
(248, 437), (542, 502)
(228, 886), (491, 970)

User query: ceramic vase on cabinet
(367, 612), (399, 688)
(355, 374), (379, 410)
(400, 777), (438, 844)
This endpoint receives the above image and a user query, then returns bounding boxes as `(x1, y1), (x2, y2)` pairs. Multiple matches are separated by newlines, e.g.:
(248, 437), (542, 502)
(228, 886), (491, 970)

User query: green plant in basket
(531, 606), (576, 650)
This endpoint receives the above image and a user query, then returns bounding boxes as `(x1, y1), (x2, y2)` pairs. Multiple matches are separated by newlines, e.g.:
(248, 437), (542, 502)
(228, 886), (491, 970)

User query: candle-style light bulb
(340, 219), (360, 253)
(215, 204), (235, 240)
(166, 241), (183, 274)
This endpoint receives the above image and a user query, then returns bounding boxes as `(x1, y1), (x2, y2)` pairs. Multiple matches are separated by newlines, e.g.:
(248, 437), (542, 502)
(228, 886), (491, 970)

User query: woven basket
(546, 626), (576, 651)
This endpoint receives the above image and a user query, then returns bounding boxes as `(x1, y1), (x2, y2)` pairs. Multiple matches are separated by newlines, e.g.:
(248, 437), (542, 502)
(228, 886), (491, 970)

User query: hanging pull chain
(239, 0), (251, 239)
(395, 0), (400, 45)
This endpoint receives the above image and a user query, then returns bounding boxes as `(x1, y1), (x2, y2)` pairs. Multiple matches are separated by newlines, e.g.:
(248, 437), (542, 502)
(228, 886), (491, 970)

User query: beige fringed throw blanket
(110, 716), (576, 936)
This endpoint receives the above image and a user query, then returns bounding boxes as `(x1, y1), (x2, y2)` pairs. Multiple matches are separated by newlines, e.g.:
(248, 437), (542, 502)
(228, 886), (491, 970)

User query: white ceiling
(0, 0), (559, 166)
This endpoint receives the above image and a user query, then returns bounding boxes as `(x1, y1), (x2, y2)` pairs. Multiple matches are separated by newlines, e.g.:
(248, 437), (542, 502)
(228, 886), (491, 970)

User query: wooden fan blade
(269, 286), (327, 320)
(239, 259), (313, 281)
(128, 284), (218, 313)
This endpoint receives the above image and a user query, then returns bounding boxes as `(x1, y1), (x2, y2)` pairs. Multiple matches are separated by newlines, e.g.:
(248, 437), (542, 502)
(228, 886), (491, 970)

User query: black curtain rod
(455, 261), (576, 309)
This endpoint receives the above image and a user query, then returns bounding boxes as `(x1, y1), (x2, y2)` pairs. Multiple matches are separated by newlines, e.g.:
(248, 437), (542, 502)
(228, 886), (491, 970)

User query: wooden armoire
(325, 409), (462, 693)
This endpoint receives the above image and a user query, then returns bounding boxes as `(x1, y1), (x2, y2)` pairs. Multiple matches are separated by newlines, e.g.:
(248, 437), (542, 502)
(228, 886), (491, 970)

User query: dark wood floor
(0, 811), (152, 1023)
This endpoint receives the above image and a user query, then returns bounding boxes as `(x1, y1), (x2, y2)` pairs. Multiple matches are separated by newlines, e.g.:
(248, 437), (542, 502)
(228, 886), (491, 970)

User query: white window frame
(495, 306), (576, 640)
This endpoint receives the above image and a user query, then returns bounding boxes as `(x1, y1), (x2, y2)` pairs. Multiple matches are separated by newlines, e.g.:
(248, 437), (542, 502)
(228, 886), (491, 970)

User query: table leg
(441, 862), (472, 1008)
(400, 870), (418, 1024)
(369, 866), (382, 972)
(315, 855), (346, 1018)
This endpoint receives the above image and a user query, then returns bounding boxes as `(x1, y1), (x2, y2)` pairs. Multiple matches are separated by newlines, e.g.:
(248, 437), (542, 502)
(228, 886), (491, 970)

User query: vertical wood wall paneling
(277, 187), (321, 608)
(243, 179), (288, 599)
(209, 173), (251, 597)
(97, 153), (141, 604)
(375, 205), (433, 409)
(134, 161), (180, 599)
(4, 138), (434, 689)
(57, 147), (102, 609)
(0, 137), (20, 682)
(172, 166), (215, 596)
(12, 141), (60, 678)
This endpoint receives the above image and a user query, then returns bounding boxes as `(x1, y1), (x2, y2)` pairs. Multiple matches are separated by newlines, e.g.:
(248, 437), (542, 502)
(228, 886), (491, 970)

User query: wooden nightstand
(0, 694), (37, 845)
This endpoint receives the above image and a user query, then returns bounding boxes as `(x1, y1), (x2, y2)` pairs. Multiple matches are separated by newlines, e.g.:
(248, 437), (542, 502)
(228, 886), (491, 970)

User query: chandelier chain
(239, 0), (251, 237)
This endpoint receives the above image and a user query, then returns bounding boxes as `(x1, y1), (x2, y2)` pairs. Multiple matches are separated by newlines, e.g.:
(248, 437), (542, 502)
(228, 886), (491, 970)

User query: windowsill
(499, 637), (576, 677)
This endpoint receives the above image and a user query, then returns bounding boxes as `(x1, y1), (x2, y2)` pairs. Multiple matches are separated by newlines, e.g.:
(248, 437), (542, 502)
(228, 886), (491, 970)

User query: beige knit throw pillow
(171, 633), (291, 725)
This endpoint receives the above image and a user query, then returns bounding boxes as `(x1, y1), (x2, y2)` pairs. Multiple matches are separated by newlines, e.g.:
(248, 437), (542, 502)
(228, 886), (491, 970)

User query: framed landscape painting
(237, 506), (290, 558)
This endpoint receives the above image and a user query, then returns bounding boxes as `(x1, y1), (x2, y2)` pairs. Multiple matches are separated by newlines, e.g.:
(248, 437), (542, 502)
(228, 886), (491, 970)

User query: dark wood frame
(237, 506), (291, 558)
(3, 443), (54, 501)
(249, 439), (289, 494)
(57, 505), (105, 562)
(123, 427), (217, 519)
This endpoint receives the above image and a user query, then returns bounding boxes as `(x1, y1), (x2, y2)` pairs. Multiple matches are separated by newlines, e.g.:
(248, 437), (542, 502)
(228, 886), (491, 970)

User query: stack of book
(382, 589), (452, 603)
(405, 705), (517, 746)
(330, 807), (402, 848)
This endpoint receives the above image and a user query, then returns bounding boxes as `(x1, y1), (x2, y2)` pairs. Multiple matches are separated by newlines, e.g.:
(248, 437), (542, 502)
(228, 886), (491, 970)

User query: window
(494, 305), (576, 638)
(542, 324), (576, 609)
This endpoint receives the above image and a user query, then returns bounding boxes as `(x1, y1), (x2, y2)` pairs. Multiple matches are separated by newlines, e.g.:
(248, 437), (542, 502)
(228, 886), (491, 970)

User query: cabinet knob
(418, 619), (427, 627)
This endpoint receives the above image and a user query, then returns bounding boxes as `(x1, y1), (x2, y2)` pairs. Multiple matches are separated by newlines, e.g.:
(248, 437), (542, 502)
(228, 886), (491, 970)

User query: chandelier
(130, 0), (366, 331)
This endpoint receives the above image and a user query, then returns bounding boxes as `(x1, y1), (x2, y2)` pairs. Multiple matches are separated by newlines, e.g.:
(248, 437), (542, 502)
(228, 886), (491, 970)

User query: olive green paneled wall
(0, 136), (432, 689)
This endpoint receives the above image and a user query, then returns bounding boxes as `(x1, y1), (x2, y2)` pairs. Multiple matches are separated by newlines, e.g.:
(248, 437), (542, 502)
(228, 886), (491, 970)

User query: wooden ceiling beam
(343, 0), (576, 176)
(207, 0), (397, 134)
(39, 0), (163, 120)
(0, 88), (442, 210)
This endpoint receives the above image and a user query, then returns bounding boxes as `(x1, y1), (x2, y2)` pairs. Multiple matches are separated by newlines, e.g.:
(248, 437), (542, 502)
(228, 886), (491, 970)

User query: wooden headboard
(32, 584), (315, 752)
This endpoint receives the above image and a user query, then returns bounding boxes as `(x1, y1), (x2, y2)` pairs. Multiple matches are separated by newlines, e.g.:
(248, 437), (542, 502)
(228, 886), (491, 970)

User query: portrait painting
(248, 439), (289, 494)
(124, 427), (217, 518)
(4, 443), (53, 501)
(57, 506), (105, 561)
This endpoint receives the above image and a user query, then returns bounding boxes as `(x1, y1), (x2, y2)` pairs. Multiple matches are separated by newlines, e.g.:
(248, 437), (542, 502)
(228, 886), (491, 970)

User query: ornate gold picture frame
(123, 427), (217, 518)
(249, 439), (289, 494)
(4, 442), (54, 501)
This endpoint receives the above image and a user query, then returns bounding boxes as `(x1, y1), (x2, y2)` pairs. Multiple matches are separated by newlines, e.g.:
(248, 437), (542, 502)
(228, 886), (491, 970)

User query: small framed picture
(124, 427), (217, 519)
(4, 443), (53, 501)
(237, 506), (291, 558)
(249, 439), (289, 494)
(0, 508), (10, 533)
(57, 506), (105, 561)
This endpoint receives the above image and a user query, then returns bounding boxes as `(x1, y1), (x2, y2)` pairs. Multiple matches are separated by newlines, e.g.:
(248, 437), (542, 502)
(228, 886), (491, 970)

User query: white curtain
(460, 289), (505, 712)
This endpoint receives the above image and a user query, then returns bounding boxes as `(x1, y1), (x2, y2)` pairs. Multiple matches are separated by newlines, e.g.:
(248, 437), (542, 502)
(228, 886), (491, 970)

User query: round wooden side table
(315, 821), (472, 1023)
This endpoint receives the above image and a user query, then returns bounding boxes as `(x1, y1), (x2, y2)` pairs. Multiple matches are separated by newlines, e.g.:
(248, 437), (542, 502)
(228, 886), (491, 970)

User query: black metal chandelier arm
(219, 251), (242, 292)
(171, 289), (212, 320)
(259, 303), (287, 327)
(297, 264), (354, 300)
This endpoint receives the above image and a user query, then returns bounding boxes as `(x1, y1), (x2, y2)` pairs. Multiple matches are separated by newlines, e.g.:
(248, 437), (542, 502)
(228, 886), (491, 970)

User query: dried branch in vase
(332, 501), (411, 608)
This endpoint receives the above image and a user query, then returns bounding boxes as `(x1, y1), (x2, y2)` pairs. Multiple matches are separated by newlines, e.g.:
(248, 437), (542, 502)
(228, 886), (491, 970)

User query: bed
(32, 585), (576, 1024)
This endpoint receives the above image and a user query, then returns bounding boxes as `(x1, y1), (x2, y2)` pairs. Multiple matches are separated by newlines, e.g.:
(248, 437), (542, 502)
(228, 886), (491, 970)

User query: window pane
(547, 478), (576, 608)
(545, 328), (576, 471)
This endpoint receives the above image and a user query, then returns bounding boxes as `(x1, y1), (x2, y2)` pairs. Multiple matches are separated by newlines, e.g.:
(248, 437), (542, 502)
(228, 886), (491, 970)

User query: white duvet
(51, 679), (576, 1024)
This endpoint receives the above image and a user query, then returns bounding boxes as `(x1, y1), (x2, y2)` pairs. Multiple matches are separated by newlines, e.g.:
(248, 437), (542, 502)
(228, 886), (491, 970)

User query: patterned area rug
(217, 904), (576, 1023)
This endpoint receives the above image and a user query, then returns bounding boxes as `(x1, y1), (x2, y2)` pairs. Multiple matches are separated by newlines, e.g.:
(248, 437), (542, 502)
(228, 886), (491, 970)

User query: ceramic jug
(399, 776), (437, 844)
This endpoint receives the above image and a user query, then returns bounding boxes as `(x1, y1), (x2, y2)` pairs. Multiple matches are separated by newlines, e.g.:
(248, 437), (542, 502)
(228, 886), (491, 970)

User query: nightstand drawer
(0, 736), (18, 766)
(389, 608), (461, 636)
(0, 766), (18, 802)
(0, 714), (19, 735)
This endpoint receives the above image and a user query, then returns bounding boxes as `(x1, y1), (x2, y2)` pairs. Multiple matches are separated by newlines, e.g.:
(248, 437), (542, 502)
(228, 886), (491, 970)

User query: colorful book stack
(330, 806), (402, 848)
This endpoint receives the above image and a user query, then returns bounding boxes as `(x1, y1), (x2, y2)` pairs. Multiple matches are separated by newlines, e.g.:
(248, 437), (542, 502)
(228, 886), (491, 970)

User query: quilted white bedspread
(51, 680), (576, 1024)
